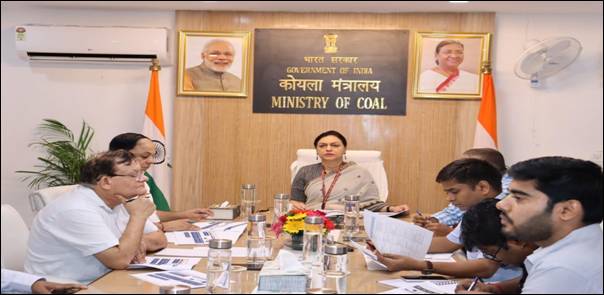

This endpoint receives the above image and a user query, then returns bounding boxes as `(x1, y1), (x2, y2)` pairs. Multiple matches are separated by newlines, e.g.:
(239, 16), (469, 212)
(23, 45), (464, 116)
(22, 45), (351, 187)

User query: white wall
(1, 5), (175, 224)
(2, 6), (602, 225)
(494, 13), (603, 166)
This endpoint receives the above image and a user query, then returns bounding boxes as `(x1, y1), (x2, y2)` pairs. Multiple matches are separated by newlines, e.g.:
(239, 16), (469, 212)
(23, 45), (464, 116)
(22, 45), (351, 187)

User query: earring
(316, 155), (319, 161)
(344, 154), (347, 161)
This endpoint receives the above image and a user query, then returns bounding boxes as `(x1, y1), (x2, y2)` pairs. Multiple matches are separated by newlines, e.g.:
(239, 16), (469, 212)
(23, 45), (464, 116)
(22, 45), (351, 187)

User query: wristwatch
(421, 260), (434, 274)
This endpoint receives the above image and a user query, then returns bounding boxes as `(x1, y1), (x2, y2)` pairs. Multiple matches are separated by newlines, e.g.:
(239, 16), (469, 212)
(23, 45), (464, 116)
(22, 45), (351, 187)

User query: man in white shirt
(1, 269), (86, 294)
(497, 156), (603, 293)
(25, 150), (158, 284)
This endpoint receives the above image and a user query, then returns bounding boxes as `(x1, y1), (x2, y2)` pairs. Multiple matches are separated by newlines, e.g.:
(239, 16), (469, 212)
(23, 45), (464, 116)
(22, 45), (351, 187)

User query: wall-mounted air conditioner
(15, 24), (170, 65)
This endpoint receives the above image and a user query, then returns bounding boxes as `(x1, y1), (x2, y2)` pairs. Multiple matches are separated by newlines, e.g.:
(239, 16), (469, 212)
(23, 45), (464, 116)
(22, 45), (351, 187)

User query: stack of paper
(154, 247), (249, 258)
(131, 270), (207, 288)
(166, 221), (248, 245)
(128, 256), (200, 271)
(378, 279), (457, 294)
(363, 210), (433, 260)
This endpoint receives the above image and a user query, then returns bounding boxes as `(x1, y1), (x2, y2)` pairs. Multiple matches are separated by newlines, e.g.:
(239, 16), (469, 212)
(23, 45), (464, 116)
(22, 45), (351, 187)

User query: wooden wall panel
(172, 11), (495, 214)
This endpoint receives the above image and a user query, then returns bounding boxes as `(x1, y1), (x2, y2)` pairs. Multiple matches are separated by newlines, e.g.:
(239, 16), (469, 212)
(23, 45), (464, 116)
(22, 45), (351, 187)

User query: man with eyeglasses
(456, 198), (537, 293)
(25, 150), (159, 284)
(184, 39), (241, 92)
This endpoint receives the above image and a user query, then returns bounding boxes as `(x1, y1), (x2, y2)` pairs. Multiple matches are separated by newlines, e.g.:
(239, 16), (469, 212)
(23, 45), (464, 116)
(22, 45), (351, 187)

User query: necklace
(321, 162), (344, 210)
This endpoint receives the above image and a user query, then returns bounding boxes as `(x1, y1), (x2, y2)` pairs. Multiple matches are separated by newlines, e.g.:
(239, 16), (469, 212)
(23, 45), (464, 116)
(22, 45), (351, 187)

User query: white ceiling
(5, 1), (603, 14)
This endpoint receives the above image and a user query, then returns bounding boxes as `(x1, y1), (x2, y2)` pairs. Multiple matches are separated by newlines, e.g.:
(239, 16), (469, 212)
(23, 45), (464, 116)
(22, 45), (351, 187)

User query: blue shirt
(522, 223), (603, 294)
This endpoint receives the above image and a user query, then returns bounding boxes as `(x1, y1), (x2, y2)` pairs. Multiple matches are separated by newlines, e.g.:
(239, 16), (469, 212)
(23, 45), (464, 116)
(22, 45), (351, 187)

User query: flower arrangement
(271, 209), (335, 237)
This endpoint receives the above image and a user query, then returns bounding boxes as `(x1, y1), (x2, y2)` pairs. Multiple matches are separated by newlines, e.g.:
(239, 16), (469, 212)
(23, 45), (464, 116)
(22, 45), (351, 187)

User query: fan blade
(546, 39), (571, 57)
(520, 51), (546, 74)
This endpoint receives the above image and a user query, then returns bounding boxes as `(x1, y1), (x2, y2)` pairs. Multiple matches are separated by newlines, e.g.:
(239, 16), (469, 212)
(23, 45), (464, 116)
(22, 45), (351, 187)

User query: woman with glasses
(110, 133), (213, 232)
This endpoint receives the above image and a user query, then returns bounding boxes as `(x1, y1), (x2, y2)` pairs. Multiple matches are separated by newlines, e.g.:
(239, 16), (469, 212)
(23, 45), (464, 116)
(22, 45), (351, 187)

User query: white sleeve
(52, 209), (119, 256)
(1, 269), (43, 293)
(446, 223), (463, 245)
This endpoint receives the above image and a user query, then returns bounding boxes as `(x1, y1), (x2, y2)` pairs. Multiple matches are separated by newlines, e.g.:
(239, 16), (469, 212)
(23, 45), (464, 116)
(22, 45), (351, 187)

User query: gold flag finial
(149, 59), (161, 71)
(481, 61), (491, 74)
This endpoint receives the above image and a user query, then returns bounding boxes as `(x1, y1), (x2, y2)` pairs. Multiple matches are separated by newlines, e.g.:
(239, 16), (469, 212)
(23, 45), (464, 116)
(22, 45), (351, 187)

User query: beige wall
(173, 11), (494, 213)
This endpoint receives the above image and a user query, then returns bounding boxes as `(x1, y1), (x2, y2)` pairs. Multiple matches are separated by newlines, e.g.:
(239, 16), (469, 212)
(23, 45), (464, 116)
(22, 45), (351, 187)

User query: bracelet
(386, 206), (391, 212)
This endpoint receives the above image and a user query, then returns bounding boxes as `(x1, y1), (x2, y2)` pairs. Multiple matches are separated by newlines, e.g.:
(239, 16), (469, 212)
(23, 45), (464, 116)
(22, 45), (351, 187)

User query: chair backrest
(1, 204), (30, 271)
(28, 185), (77, 213)
(290, 149), (389, 201)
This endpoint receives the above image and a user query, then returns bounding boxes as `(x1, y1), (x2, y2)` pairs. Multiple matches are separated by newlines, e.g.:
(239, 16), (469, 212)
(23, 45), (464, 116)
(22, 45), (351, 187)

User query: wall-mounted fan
(514, 37), (582, 87)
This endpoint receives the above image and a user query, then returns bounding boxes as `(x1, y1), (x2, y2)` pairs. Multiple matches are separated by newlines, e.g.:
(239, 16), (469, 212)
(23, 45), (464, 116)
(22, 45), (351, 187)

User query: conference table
(80, 212), (447, 294)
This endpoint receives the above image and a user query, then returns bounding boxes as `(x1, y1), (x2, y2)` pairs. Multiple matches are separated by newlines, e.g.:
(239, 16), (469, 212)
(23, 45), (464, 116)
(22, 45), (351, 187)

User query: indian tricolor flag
(473, 72), (498, 149)
(143, 63), (171, 202)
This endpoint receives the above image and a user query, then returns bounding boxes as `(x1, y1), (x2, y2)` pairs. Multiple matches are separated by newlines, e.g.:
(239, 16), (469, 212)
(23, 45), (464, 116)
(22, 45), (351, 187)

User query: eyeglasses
(482, 246), (503, 263)
(110, 172), (146, 181)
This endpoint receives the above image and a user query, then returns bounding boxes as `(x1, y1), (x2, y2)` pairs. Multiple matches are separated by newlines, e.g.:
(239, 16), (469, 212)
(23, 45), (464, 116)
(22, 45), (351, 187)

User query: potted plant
(17, 119), (95, 189)
(271, 209), (335, 250)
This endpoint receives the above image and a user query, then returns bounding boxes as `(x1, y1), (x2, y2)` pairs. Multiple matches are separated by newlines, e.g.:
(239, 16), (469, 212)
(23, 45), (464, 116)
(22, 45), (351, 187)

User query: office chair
(1, 204), (30, 271)
(290, 149), (389, 202)
(28, 185), (77, 213)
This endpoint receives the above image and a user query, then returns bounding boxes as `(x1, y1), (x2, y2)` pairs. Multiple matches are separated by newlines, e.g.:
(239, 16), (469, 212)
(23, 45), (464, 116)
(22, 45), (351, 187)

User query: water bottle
(240, 184), (257, 218)
(322, 244), (348, 294)
(343, 195), (360, 241)
(303, 215), (324, 266)
(247, 213), (267, 270)
(207, 239), (232, 294)
(273, 193), (290, 224)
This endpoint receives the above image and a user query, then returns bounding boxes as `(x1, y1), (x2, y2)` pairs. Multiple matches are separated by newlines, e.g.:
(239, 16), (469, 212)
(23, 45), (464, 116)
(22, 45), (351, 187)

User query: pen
(416, 210), (423, 217)
(467, 276), (482, 291)
(125, 195), (151, 203)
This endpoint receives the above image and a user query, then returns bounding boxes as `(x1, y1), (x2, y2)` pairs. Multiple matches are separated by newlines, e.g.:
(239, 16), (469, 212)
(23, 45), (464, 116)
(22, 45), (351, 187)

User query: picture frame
(177, 31), (251, 98)
(412, 32), (491, 100)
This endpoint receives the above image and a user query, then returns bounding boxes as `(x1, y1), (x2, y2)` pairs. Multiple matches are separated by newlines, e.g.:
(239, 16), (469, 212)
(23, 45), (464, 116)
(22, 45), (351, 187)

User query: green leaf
(16, 119), (95, 189)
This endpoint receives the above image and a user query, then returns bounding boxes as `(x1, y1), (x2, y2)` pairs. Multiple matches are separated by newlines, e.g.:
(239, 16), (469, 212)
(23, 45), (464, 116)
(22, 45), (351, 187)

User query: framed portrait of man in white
(412, 32), (491, 100)
(177, 31), (251, 98)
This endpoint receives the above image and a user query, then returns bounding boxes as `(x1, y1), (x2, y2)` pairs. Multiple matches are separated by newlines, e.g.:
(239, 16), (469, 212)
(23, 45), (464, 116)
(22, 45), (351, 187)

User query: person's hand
(31, 280), (87, 294)
(425, 222), (454, 236)
(131, 241), (147, 264)
(161, 219), (200, 232)
(180, 208), (213, 221)
(389, 204), (410, 213)
(124, 196), (156, 219)
(290, 200), (307, 210)
(412, 214), (438, 227)
(455, 279), (494, 293)
(366, 240), (376, 252)
(376, 252), (421, 272)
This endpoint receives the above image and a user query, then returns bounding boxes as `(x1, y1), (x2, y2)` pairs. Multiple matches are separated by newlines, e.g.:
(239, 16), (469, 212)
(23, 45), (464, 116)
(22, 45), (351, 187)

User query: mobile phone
(402, 275), (449, 280)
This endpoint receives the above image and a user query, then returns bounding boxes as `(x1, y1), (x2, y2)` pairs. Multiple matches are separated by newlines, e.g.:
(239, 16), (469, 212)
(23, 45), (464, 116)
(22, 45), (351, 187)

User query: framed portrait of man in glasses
(412, 32), (491, 100)
(177, 31), (251, 98)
